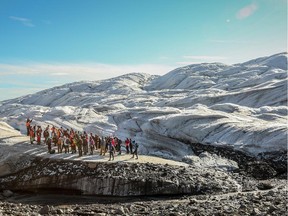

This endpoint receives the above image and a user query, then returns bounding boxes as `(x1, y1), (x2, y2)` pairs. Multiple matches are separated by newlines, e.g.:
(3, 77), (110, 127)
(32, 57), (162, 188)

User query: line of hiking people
(26, 118), (139, 160)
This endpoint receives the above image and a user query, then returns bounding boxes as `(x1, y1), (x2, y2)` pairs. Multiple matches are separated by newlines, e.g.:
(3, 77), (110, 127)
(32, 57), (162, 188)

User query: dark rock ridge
(185, 141), (287, 179)
(0, 179), (287, 216)
(0, 157), (240, 196)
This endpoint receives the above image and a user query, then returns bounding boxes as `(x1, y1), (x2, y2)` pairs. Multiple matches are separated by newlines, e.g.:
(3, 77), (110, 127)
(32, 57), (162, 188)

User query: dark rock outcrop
(0, 157), (240, 196)
(186, 142), (287, 179)
(0, 180), (287, 216)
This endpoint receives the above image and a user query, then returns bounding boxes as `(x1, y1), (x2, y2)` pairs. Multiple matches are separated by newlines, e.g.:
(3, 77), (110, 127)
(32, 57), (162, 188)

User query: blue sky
(0, 0), (287, 101)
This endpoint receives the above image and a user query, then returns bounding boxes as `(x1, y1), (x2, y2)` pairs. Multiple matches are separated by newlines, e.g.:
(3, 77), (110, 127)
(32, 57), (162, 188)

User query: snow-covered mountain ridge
(0, 53), (287, 159)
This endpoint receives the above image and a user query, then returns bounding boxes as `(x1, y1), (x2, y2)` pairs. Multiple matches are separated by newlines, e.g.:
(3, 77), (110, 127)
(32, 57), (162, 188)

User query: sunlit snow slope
(0, 53), (287, 159)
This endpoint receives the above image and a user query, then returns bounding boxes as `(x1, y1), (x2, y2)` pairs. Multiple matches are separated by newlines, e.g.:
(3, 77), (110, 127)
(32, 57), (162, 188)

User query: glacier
(0, 52), (287, 161)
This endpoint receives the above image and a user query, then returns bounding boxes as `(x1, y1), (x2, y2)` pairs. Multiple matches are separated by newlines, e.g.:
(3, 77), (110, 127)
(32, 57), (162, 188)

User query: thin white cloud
(176, 61), (205, 65)
(208, 39), (259, 44)
(9, 16), (35, 27)
(0, 64), (39, 76)
(51, 72), (69, 76)
(236, 3), (258, 20)
(0, 62), (175, 79)
(0, 88), (44, 101)
(175, 55), (228, 66)
(183, 56), (227, 61)
(0, 62), (176, 101)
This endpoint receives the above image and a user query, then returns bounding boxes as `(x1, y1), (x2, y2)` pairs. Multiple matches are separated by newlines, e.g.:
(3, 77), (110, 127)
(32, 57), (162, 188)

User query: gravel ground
(0, 171), (287, 216)
(0, 178), (287, 216)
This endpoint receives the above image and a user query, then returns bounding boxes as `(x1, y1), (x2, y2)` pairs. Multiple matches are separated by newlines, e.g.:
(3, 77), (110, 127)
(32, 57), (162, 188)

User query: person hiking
(43, 128), (49, 143)
(71, 136), (77, 154)
(51, 125), (56, 137)
(90, 134), (96, 150)
(63, 135), (70, 153)
(36, 126), (42, 145)
(105, 137), (109, 153)
(76, 135), (83, 157)
(70, 128), (74, 138)
(52, 133), (58, 146)
(111, 137), (116, 154)
(56, 128), (61, 138)
(59, 127), (64, 136)
(131, 141), (139, 159)
(89, 134), (95, 155)
(57, 136), (63, 153)
(46, 136), (52, 153)
(29, 126), (35, 144)
(93, 135), (99, 150)
(129, 138), (133, 154)
(33, 125), (36, 138)
(99, 136), (106, 156)
(63, 128), (69, 137)
(82, 133), (88, 155)
(125, 138), (130, 154)
(26, 118), (32, 136)
(117, 138), (122, 155)
(108, 138), (115, 161)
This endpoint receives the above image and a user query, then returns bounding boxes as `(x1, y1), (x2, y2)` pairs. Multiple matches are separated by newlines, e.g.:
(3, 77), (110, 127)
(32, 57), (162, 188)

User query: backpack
(47, 138), (52, 145)
(44, 130), (49, 137)
(65, 138), (70, 145)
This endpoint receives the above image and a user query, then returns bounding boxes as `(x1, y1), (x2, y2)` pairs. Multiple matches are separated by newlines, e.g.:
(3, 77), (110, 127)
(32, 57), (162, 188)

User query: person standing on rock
(33, 125), (36, 138)
(76, 134), (83, 157)
(29, 126), (35, 144)
(125, 138), (130, 154)
(117, 138), (122, 155)
(25, 118), (32, 136)
(105, 137), (109, 152)
(131, 141), (139, 159)
(43, 128), (49, 143)
(129, 138), (133, 154)
(46, 136), (52, 153)
(89, 134), (95, 155)
(57, 135), (63, 153)
(57, 127), (62, 138)
(36, 126), (42, 145)
(63, 135), (70, 153)
(93, 134), (99, 150)
(97, 135), (102, 150)
(82, 132), (88, 155)
(108, 138), (115, 161)
(52, 133), (58, 147)
(111, 137), (116, 154)
(51, 125), (56, 137)
(71, 136), (77, 154)
(99, 136), (106, 156)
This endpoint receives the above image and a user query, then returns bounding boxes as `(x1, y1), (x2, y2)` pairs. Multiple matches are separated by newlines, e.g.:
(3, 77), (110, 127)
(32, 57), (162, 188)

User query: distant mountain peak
(240, 52), (287, 70)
